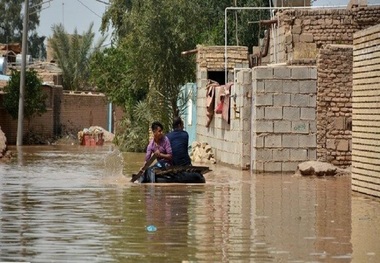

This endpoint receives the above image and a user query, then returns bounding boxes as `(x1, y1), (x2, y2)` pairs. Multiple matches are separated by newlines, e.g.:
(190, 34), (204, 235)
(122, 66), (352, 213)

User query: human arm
(145, 140), (155, 162)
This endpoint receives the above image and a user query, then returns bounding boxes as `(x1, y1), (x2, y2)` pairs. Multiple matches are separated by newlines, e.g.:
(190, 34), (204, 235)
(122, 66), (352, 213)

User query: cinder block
(253, 106), (265, 120)
(253, 120), (274, 133)
(299, 134), (317, 147)
(265, 135), (282, 148)
(290, 149), (308, 160)
(292, 121), (309, 133)
(255, 94), (273, 106)
(283, 80), (300, 94)
(283, 107), (300, 120)
(282, 162), (299, 172)
(252, 135), (264, 148)
(282, 134), (299, 148)
(308, 149), (317, 160)
(273, 149), (290, 161)
(310, 67), (317, 80)
(223, 140), (236, 153)
(242, 71), (252, 85)
(291, 67), (311, 79)
(299, 80), (317, 94)
(301, 107), (316, 120)
(291, 94), (310, 107)
(309, 122), (316, 133)
(274, 94), (291, 106)
(309, 95), (316, 107)
(253, 66), (273, 79)
(274, 120), (292, 133)
(256, 80), (265, 92)
(265, 80), (283, 93)
(264, 162), (282, 172)
(265, 107), (283, 120)
(256, 148), (273, 160)
(273, 67), (291, 79)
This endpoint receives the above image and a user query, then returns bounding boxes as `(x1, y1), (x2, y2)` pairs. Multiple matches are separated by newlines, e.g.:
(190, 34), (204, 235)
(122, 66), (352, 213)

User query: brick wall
(270, 6), (380, 64)
(316, 45), (353, 167)
(60, 91), (108, 134)
(0, 85), (62, 144)
(352, 24), (380, 197)
(0, 87), (124, 145)
(196, 45), (248, 71)
(251, 65), (317, 172)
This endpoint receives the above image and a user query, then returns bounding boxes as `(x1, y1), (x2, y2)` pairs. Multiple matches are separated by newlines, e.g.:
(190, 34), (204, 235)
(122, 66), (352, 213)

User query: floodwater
(0, 145), (379, 263)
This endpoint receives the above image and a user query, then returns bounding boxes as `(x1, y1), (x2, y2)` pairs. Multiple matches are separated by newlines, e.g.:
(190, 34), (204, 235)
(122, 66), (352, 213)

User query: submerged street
(0, 145), (379, 262)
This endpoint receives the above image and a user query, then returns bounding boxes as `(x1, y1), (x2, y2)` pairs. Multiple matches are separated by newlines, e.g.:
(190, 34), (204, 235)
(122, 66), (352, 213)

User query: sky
(37, 0), (380, 45)
(37, 0), (110, 45)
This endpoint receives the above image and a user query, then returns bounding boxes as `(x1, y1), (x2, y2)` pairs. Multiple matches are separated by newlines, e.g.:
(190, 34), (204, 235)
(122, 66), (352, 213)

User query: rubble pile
(77, 126), (114, 146)
(0, 127), (12, 160)
(190, 141), (216, 164)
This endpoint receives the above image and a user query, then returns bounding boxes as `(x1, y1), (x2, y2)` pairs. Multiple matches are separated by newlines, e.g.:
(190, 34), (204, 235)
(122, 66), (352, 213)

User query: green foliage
(124, 0), (199, 122)
(50, 23), (106, 91)
(89, 45), (148, 113)
(0, 0), (46, 59)
(115, 100), (152, 152)
(196, 0), (270, 50)
(29, 32), (46, 60)
(3, 69), (47, 120)
(97, 0), (270, 151)
(100, 0), (133, 42)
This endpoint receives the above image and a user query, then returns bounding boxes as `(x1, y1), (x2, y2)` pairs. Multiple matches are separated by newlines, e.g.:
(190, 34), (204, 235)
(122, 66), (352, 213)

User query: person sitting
(139, 121), (172, 183)
(166, 116), (192, 166)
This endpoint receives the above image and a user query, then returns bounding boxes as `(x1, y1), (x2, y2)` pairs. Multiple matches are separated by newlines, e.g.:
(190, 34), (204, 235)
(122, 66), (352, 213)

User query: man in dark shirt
(166, 117), (192, 166)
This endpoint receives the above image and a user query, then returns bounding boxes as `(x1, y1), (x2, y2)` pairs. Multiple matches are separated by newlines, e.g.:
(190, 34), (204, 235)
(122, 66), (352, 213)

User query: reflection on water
(0, 145), (379, 262)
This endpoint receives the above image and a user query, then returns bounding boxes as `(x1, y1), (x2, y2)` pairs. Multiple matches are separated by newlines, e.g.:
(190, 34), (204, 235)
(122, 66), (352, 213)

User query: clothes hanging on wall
(205, 80), (219, 127)
(222, 83), (232, 124)
(215, 83), (232, 124)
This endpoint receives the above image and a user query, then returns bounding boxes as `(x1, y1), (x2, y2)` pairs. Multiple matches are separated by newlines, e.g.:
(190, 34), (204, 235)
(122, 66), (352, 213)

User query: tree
(97, 0), (270, 151)
(193, 0), (270, 51)
(0, 0), (46, 59)
(50, 23), (106, 91)
(100, 0), (133, 42)
(122, 0), (201, 127)
(3, 69), (47, 121)
(101, 0), (270, 53)
(28, 32), (46, 60)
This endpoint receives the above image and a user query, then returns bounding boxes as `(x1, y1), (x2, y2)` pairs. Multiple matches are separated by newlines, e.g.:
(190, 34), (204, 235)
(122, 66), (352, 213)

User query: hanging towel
(222, 83), (233, 124)
(206, 80), (218, 127)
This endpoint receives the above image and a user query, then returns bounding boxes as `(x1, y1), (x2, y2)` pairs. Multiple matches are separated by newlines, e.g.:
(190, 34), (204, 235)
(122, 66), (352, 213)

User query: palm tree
(50, 23), (106, 91)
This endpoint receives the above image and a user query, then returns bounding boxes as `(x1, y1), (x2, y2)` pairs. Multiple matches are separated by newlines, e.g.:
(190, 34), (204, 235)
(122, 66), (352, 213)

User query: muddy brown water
(0, 145), (379, 262)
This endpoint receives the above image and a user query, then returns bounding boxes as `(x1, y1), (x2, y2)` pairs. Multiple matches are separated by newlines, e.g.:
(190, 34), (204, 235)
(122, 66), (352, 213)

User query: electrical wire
(94, 0), (110, 5)
(76, 0), (102, 18)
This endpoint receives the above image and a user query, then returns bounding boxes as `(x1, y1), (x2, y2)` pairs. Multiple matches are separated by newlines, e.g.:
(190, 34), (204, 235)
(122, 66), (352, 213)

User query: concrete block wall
(195, 45), (251, 168)
(251, 65), (317, 172)
(317, 45), (353, 167)
(196, 69), (252, 168)
(352, 24), (380, 198)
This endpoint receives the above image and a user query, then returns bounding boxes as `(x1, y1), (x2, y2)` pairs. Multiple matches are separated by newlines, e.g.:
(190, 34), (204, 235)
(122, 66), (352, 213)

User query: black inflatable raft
(138, 166), (210, 184)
